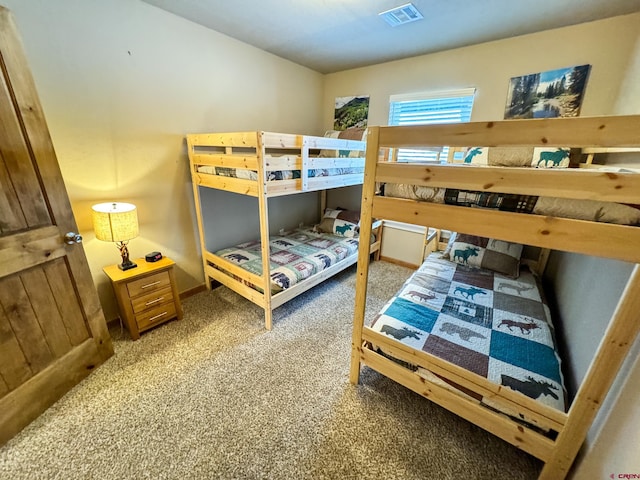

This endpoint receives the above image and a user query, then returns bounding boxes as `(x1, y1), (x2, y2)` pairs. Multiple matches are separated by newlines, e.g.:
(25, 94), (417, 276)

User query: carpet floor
(0, 261), (541, 479)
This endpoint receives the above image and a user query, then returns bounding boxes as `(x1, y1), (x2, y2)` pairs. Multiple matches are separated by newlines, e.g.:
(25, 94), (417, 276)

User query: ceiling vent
(379, 3), (424, 27)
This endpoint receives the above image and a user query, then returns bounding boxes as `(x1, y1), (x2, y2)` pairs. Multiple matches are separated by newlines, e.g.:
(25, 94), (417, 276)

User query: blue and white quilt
(370, 254), (567, 413)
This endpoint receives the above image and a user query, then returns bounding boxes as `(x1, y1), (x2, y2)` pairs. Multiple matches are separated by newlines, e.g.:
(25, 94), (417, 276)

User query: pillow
(488, 146), (534, 167)
(533, 197), (640, 225)
(340, 128), (367, 158)
(318, 130), (341, 158)
(319, 128), (366, 158)
(322, 130), (341, 139)
(461, 147), (488, 165)
(449, 233), (524, 278)
(532, 147), (571, 168)
(338, 127), (366, 142)
(383, 184), (447, 203)
(317, 208), (360, 237)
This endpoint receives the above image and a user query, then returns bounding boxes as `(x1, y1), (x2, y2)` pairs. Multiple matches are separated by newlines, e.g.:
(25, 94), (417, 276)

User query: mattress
(369, 253), (567, 415)
(214, 227), (360, 293)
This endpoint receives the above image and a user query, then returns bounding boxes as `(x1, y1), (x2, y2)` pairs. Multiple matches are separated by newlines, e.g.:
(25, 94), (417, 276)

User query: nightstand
(103, 257), (183, 340)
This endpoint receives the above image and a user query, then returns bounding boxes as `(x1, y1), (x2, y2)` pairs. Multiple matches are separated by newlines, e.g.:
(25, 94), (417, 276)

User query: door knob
(64, 232), (83, 245)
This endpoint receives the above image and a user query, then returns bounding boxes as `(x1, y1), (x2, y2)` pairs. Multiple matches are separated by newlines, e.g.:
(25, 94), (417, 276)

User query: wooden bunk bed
(187, 130), (381, 330)
(350, 115), (640, 479)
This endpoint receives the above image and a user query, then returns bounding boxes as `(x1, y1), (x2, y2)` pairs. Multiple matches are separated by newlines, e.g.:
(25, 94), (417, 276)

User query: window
(388, 88), (475, 162)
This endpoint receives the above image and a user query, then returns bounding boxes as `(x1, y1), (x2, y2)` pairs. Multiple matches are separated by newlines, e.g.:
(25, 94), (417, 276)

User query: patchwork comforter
(215, 227), (360, 293)
(370, 254), (567, 414)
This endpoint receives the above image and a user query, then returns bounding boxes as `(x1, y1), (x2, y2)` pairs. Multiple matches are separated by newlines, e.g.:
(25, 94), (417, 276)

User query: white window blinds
(388, 88), (475, 162)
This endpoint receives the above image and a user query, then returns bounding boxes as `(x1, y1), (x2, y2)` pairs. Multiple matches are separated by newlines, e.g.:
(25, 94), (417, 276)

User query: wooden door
(0, 7), (113, 445)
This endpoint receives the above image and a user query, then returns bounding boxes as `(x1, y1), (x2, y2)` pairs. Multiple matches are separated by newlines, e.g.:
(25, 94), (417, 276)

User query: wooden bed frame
(580, 147), (640, 169)
(186, 130), (382, 330)
(350, 115), (640, 479)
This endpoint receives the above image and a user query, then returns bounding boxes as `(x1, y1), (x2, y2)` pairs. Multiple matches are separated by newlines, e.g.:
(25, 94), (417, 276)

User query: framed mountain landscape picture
(504, 64), (591, 119)
(333, 95), (370, 130)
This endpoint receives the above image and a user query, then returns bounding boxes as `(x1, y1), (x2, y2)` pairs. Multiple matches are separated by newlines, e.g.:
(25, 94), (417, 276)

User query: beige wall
(614, 30), (640, 115)
(2, 0), (324, 320)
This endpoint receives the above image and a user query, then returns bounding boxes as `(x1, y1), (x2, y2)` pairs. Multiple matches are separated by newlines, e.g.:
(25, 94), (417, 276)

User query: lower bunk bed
(208, 221), (381, 328)
(368, 249), (566, 434)
(350, 115), (640, 479)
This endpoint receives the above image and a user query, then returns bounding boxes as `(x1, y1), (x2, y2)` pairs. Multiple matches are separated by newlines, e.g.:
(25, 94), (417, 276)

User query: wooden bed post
(256, 132), (273, 330)
(320, 190), (327, 218)
(540, 264), (640, 479)
(186, 137), (211, 290)
(349, 126), (380, 384)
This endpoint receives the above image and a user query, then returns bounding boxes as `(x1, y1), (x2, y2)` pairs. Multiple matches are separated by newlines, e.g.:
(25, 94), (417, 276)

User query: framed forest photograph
(504, 64), (591, 119)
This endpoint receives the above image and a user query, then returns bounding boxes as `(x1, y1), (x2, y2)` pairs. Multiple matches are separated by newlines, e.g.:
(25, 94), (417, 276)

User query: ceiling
(141, 0), (640, 74)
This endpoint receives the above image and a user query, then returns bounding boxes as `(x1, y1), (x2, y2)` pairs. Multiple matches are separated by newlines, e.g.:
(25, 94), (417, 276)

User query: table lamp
(92, 202), (139, 271)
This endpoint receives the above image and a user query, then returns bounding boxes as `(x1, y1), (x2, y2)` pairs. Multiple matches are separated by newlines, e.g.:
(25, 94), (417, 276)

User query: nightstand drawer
(131, 286), (174, 314)
(127, 271), (171, 297)
(135, 302), (177, 331)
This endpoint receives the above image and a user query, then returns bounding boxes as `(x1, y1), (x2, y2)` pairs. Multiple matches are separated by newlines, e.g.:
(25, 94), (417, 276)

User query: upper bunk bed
(187, 130), (367, 197)
(350, 115), (640, 479)
(186, 130), (381, 330)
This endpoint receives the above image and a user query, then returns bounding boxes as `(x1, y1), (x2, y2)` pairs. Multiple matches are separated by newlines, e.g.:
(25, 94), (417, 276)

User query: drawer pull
(145, 297), (164, 306)
(149, 311), (168, 322)
(141, 281), (161, 289)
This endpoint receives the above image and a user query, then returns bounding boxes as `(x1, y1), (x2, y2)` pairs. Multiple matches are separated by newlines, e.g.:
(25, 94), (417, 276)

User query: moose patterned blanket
(215, 227), (360, 293)
(370, 254), (567, 414)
